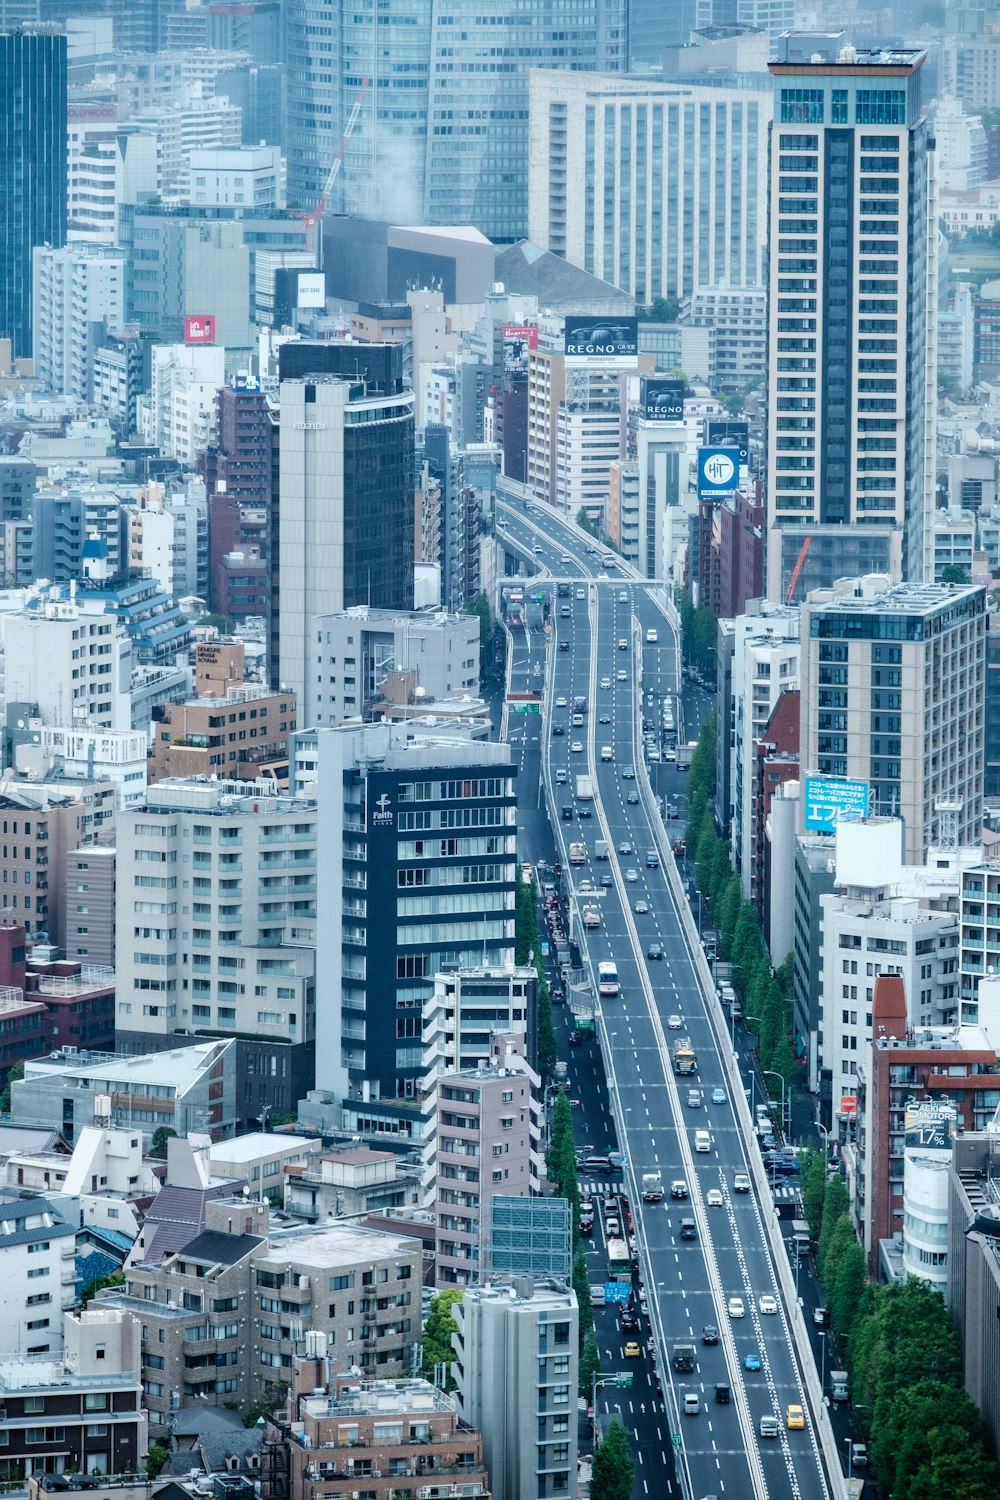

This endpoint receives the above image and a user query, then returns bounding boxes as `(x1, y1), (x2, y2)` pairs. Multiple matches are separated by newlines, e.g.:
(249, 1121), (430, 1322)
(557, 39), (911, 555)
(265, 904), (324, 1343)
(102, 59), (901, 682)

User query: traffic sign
(604, 1281), (631, 1303)
(615, 1372), (633, 1388)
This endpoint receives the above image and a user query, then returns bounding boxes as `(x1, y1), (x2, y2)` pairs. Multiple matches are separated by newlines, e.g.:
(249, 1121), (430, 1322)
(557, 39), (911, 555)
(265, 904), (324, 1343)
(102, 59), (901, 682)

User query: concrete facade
(453, 1279), (578, 1500)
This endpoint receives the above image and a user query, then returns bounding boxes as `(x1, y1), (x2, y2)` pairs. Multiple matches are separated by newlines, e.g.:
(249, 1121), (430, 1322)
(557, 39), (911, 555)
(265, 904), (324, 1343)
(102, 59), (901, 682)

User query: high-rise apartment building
(31, 244), (125, 401)
(276, 377), (415, 701)
(114, 779), (317, 1118)
(315, 724), (516, 1137)
(765, 36), (937, 598)
(285, 0), (625, 243)
(528, 70), (770, 304)
(0, 29), (67, 361)
(799, 576), (986, 863)
(453, 1279), (579, 1500)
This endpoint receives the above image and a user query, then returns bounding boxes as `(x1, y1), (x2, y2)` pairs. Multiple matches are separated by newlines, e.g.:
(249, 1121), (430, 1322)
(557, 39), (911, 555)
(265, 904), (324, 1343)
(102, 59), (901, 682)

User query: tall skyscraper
(0, 28), (67, 361)
(285, 0), (626, 243)
(765, 36), (937, 600)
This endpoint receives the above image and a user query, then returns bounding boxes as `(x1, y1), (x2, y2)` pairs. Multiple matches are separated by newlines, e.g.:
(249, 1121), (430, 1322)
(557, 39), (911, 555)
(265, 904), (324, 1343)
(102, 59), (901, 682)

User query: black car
(552, 723), (565, 736)
(561, 805), (574, 821)
(647, 942), (663, 960)
(559, 640), (569, 651)
(627, 791), (639, 804)
(578, 805), (592, 819)
(620, 1311), (640, 1332)
(702, 1324), (719, 1346)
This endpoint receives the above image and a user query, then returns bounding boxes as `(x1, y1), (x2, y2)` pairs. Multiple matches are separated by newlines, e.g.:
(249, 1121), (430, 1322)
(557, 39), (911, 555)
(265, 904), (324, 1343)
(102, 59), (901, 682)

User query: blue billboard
(803, 776), (870, 832)
(697, 446), (741, 499)
(605, 1281), (632, 1304)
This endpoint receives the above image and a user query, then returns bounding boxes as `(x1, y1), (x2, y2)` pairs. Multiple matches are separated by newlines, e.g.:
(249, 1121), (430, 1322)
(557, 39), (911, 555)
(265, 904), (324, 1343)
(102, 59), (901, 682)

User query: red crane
(296, 77), (370, 256)
(784, 536), (812, 602)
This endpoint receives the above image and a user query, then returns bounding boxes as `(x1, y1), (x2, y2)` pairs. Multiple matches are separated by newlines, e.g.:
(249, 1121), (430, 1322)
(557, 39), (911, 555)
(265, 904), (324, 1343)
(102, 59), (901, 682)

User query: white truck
(831, 1370), (849, 1403)
(576, 774), (594, 801)
(642, 1171), (663, 1203)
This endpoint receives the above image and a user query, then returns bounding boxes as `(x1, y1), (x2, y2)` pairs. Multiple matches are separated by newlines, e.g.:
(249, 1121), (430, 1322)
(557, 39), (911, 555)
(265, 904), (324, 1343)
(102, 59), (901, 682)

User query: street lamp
(818, 1331), (827, 1395)
(845, 1437), (853, 1479)
(591, 1372), (630, 1440)
(762, 1070), (790, 1142)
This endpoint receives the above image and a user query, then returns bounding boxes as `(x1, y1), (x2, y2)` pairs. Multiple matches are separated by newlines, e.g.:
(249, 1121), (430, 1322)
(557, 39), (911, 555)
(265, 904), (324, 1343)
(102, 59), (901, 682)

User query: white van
(646, 628), (658, 644)
(601, 745), (613, 762)
(694, 1129), (712, 1153)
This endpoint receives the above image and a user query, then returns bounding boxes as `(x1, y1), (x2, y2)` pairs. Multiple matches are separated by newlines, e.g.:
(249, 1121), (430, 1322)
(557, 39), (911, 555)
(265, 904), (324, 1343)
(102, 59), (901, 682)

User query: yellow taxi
(624, 1341), (642, 1358)
(786, 1403), (805, 1430)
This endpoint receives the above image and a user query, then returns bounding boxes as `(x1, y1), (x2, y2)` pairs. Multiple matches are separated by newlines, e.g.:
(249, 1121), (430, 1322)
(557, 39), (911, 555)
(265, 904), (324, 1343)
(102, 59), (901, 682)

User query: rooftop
(299, 1377), (460, 1422)
(209, 1133), (318, 1164)
(22, 1039), (232, 1092)
(260, 1221), (421, 1269)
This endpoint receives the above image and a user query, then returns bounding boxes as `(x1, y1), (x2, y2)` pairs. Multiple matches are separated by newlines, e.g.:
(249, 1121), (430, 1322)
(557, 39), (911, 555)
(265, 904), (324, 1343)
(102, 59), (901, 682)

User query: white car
(759, 1295), (778, 1315)
(625, 869), (639, 883)
(728, 1296), (746, 1319)
(634, 899), (648, 914)
(617, 669), (628, 681)
(619, 591), (628, 602)
(706, 1189), (723, 1208)
(560, 554), (571, 564)
(571, 741), (583, 753)
(667, 1014), (683, 1029)
(600, 678), (611, 689)
(556, 696), (567, 708)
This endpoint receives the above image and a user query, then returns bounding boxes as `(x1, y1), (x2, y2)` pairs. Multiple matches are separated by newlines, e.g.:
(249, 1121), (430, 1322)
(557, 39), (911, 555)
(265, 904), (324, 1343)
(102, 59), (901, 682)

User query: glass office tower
(0, 28), (67, 360)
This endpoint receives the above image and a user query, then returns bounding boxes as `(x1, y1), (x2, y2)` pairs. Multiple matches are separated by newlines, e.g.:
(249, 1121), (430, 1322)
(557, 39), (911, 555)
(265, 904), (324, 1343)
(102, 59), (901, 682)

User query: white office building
(186, 144), (283, 209)
(126, 97), (243, 192)
(15, 726), (148, 809)
(0, 601), (133, 732)
(127, 479), (208, 601)
(32, 245), (125, 401)
(816, 818), (968, 1094)
(142, 344), (225, 465)
(528, 69), (771, 303)
(67, 121), (159, 246)
(307, 606), (479, 728)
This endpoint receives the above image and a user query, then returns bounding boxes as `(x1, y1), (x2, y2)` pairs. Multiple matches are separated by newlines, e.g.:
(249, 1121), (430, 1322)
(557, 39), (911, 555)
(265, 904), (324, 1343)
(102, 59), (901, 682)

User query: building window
(779, 89), (824, 124)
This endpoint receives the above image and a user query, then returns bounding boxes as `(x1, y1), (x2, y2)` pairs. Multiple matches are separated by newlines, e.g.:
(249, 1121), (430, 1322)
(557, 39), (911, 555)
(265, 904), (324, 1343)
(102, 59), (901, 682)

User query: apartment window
(84, 1393), (108, 1410)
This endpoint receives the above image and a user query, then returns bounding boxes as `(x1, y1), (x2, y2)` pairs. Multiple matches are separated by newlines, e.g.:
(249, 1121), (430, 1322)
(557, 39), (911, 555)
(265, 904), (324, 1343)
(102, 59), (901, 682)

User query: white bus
(598, 961), (620, 997)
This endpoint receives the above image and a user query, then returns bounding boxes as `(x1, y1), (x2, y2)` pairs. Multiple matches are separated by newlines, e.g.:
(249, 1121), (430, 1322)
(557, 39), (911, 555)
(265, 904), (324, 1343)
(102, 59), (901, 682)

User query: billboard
(697, 446), (741, 499)
(184, 315), (216, 344)
(706, 418), (750, 465)
(904, 1102), (956, 1150)
(803, 775), (870, 832)
(641, 377), (685, 423)
(297, 272), (327, 310)
(502, 323), (538, 372)
(230, 373), (260, 392)
(564, 315), (639, 367)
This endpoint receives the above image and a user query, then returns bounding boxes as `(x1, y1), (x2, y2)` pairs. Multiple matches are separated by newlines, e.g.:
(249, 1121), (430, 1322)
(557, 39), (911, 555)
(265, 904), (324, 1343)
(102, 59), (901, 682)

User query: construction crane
(297, 77), (370, 259)
(785, 535), (812, 602)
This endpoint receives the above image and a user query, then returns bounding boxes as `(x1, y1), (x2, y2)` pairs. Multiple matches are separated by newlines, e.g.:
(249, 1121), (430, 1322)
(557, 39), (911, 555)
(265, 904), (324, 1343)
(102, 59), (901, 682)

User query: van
(581, 1155), (612, 1172)
(683, 1392), (700, 1416)
(759, 1415), (779, 1439)
(601, 745), (613, 762)
(646, 628), (658, 644)
(590, 1284), (606, 1306)
(555, 768), (568, 783)
(694, 1129), (711, 1152)
(679, 1218), (698, 1241)
(646, 850), (659, 868)
(714, 1383), (730, 1405)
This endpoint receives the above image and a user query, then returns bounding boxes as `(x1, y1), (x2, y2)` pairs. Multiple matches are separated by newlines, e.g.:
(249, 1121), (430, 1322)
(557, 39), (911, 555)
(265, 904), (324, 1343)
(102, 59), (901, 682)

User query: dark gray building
(315, 725), (517, 1136)
(947, 1133), (1000, 1462)
(0, 28), (67, 359)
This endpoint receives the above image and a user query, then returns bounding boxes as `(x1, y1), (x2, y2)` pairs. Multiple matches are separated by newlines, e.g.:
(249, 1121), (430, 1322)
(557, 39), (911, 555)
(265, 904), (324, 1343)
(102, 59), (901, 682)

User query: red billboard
(184, 315), (217, 345)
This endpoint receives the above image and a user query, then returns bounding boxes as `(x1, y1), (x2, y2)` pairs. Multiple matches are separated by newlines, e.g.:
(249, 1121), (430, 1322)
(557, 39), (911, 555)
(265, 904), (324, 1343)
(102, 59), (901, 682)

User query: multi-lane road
(497, 494), (835, 1500)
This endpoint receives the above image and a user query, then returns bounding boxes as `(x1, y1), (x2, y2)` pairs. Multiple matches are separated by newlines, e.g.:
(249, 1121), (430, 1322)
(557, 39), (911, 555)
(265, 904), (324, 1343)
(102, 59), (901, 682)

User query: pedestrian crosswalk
(579, 1179), (626, 1198)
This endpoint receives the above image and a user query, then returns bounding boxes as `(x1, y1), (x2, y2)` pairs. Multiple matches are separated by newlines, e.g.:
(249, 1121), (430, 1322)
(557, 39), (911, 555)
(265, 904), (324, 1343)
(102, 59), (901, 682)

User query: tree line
(801, 1151), (1000, 1499)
